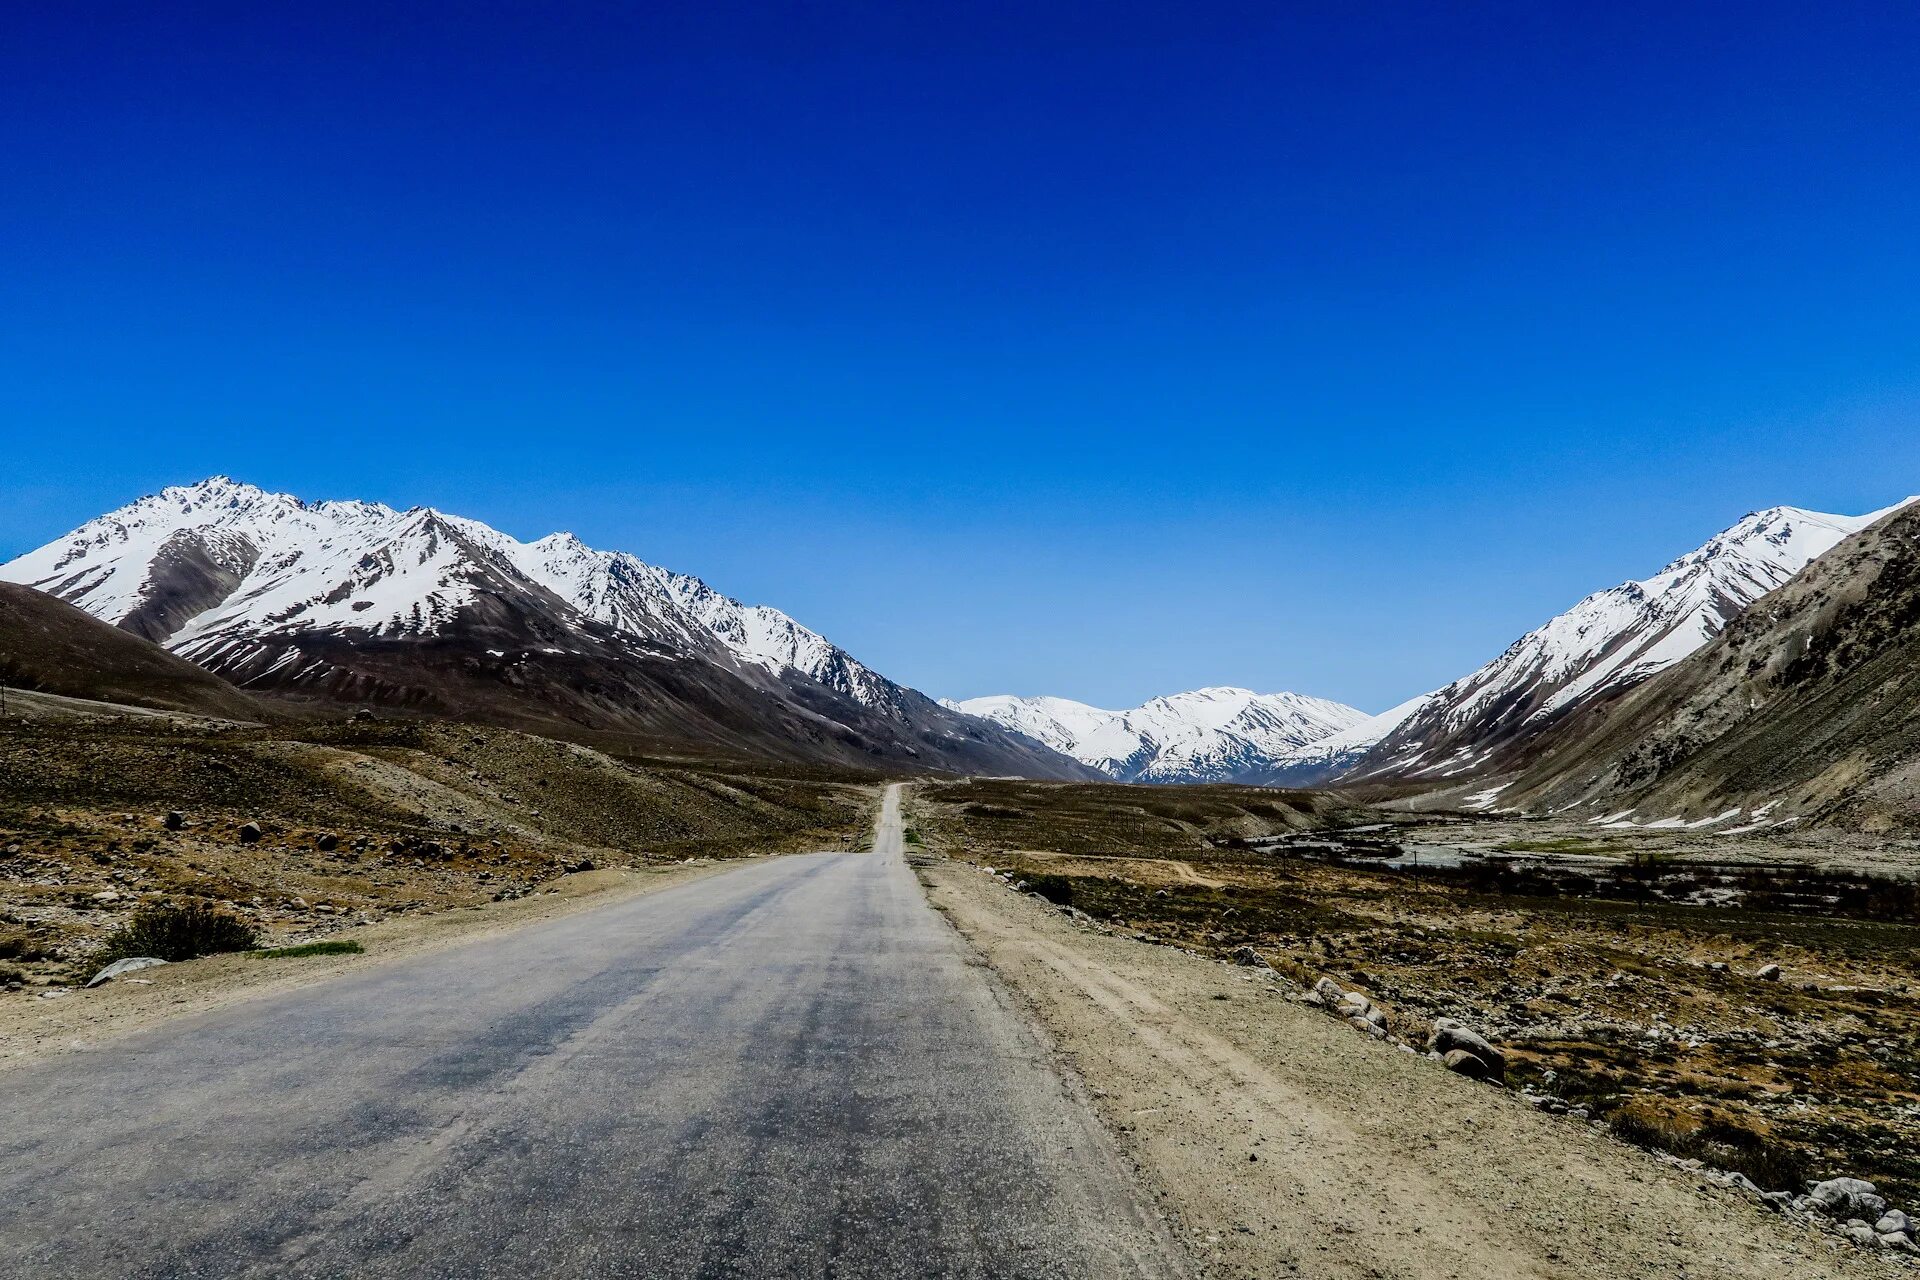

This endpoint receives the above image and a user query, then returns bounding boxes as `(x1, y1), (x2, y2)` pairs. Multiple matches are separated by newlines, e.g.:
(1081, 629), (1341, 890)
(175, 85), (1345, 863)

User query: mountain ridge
(945, 685), (1370, 785)
(1341, 501), (1911, 791)
(1, 477), (1092, 778)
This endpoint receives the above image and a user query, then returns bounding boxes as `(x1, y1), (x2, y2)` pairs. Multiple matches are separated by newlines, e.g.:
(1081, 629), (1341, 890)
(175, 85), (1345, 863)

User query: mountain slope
(1503, 500), (1920, 830)
(1345, 503), (1909, 789)
(946, 687), (1368, 784)
(0, 582), (266, 719)
(1, 478), (1090, 777)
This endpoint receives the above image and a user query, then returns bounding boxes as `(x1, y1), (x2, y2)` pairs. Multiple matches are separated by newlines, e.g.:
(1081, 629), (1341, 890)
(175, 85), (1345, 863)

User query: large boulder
(1442, 1049), (1493, 1079)
(1428, 1017), (1507, 1076)
(1809, 1177), (1887, 1220)
(85, 956), (169, 988)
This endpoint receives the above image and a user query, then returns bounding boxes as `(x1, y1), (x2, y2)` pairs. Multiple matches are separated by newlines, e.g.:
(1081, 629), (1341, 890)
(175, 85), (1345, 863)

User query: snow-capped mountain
(0, 478), (1091, 777)
(944, 686), (1369, 784)
(1347, 502), (1913, 787)
(1244, 693), (1435, 787)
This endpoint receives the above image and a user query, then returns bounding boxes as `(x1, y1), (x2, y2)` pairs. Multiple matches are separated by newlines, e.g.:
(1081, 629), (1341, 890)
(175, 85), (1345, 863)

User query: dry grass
(912, 782), (1920, 1204)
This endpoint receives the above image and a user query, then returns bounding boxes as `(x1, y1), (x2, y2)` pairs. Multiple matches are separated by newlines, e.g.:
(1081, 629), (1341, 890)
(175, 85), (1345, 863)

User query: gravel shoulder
(0, 858), (743, 1072)
(920, 857), (1880, 1280)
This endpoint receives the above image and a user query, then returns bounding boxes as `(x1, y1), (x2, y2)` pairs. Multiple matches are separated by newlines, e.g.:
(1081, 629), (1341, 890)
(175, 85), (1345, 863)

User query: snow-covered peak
(1352, 499), (1910, 783)
(946, 687), (1369, 784)
(1, 477), (911, 716)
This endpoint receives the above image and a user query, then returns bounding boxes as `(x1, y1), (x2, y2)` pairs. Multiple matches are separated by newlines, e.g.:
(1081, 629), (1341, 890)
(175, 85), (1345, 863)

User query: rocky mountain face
(0, 582), (267, 720)
(945, 686), (1369, 784)
(1501, 500), (1920, 831)
(0, 478), (1092, 777)
(1343, 503), (1908, 792)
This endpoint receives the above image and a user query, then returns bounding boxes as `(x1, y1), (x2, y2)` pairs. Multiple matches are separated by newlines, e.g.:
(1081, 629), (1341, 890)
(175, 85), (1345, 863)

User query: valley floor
(920, 854), (1881, 1280)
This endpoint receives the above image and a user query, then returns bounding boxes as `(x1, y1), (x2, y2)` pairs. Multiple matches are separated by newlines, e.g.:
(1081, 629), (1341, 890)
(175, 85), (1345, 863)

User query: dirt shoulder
(0, 858), (747, 1072)
(921, 858), (1878, 1280)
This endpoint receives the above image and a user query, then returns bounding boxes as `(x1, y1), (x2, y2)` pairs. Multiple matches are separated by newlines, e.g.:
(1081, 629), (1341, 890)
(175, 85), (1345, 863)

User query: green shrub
(85, 901), (259, 980)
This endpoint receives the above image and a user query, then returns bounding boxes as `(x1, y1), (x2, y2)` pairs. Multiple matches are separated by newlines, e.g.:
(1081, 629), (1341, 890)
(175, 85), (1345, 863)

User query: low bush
(0, 932), (52, 962)
(84, 901), (259, 981)
(1607, 1103), (1811, 1192)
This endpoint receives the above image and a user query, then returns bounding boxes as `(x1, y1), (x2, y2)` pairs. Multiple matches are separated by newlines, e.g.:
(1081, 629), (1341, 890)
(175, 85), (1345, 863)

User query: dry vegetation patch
(913, 781), (1920, 1208)
(0, 714), (873, 992)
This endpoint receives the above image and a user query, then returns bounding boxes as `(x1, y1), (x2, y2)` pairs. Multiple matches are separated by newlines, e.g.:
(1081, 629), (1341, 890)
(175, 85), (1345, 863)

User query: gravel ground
(921, 858), (1887, 1280)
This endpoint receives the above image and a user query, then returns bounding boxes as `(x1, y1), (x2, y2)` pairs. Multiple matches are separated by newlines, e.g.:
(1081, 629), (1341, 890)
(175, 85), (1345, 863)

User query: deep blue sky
(5, 2), (1919, 712)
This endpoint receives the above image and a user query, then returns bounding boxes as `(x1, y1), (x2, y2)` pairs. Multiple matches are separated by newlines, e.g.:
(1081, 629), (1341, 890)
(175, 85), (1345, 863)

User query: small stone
(1875, 1210), (1912, 1236)
(316, 833), (339, 852)
(164, 811), (185, 831)
(238, 822), (262, 844)
(1756, 963), (1782, 981)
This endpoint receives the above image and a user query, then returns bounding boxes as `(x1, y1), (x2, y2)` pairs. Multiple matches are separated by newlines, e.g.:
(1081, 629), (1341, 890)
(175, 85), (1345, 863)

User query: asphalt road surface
(0, 786), (1186, 1279)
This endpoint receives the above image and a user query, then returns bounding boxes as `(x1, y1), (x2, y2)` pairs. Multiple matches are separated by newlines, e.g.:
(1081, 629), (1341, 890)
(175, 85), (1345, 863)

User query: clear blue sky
(5, 2), (1919, 713)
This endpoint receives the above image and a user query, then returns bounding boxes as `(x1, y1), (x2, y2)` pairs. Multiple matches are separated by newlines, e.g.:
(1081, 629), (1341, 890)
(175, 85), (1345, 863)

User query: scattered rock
(1875, 1210), (1912, 1237)
(1842, 1224), (1882, 1249)
(316, 833), (339, 852)
(238, 822), (262, 845)
(1809, 1177), (1887, 1221)
(163, 811), (185, 831)
(1756, 963), (1782, 981)
(1428, 1017), (1507, 1077)
(1442, 1048), (1493, 1079)
(1229, 944), (1267, 968)
(85, 957), (168, 988)
(1313, 977), (1344, 1002)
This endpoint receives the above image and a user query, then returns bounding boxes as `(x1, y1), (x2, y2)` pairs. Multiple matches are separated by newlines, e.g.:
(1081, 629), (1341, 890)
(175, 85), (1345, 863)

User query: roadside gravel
(922, 858), (1882, 1280)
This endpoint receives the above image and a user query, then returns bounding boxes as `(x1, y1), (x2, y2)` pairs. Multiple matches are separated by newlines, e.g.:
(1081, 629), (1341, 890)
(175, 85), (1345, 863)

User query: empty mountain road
(0, 785), (1187, 1279)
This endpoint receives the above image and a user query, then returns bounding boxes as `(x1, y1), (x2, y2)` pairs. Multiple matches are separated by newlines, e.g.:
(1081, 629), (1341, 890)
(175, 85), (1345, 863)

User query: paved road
(0, 786), (1186, 1279)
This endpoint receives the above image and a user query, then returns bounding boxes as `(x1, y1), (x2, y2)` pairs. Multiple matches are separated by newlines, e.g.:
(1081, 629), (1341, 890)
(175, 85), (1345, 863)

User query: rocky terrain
(0, 582), (269, 720)
(913, 780), (1920, 1253)
(0, 703), (876, 993)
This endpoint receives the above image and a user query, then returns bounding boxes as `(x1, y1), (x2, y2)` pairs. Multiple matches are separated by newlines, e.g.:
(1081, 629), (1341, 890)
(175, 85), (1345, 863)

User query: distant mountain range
(0, 478), (1092, 777)
(9, 477), (1916, 823)
(943, 688), (1370, 785)
(960, 500), (1914, 800)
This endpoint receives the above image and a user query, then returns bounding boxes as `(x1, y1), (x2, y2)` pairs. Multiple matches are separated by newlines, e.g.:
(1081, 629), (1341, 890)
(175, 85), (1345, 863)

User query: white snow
(1360, 500), (1914, 780)
(0, 477), (911, 715)
(946, 686), (1370, 783)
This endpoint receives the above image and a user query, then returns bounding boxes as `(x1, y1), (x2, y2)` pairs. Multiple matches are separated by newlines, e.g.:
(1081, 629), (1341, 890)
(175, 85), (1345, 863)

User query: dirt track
(922, 858), (1879, 1280)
